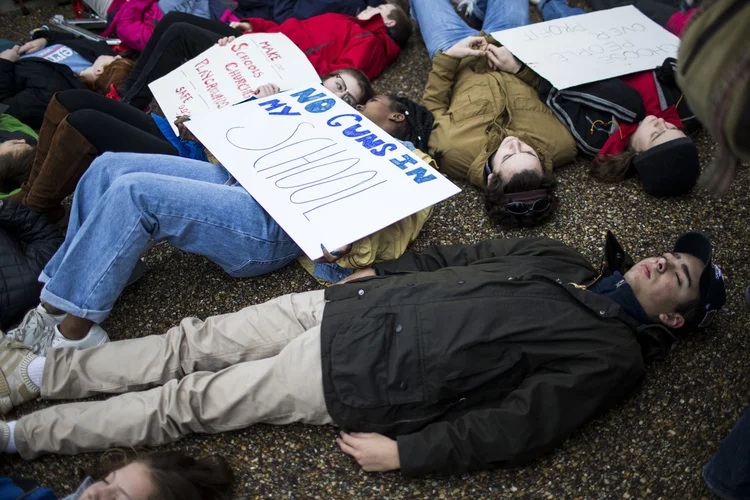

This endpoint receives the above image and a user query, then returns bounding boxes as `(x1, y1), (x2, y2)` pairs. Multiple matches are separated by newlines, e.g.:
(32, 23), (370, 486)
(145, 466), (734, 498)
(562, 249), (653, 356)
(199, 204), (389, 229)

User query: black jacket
(538, 58), (698, 157)
(0, 31), (115, 128)
(321, 234), (654, 476)
(0, 200), (63, 330)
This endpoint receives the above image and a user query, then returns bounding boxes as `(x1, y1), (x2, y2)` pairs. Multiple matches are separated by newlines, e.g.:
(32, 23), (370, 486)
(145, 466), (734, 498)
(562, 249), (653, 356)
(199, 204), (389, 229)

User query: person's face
(323, 73), (363, 107)
(629, 115), (687, 153)
(624, 251), (703, 328)
(357, 4), (397, 24)
(91, 54), (122, 76)
(80, 462), (156, 500)
(356, 95), (403, 136)
(0, 139), (32, 157)
(487, 136), (542, 185)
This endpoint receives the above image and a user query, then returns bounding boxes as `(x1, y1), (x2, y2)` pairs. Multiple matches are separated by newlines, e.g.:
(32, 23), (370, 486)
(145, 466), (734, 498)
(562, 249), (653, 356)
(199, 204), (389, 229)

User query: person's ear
(487, 172), (495, 185)
(390, 112), (405, 123)
(384, 19), (396, 28)
(355, 104), (364, 111)
(658, 312), (685, 329)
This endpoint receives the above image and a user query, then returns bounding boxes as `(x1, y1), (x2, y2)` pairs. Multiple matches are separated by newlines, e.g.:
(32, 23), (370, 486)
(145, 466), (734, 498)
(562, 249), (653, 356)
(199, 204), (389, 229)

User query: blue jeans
(703, 409), (750, 500)
(469, 0), (584, 22)
(411, 0), (530, 59)
(40, 153), (301, 323)
(158, 0), (211, 19)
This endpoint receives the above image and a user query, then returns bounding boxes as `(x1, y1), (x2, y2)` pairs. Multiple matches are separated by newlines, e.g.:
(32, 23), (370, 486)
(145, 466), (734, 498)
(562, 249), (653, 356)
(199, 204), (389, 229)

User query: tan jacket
(423, 48), (577, 187)
(298, 149), (436, 283)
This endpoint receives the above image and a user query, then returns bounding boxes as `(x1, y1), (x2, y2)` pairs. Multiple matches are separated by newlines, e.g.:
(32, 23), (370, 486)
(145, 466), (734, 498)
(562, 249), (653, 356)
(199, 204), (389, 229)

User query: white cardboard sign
(491, 6), (680, 89)
(186, 86), (461, 260)
(149, 33), (319, 133)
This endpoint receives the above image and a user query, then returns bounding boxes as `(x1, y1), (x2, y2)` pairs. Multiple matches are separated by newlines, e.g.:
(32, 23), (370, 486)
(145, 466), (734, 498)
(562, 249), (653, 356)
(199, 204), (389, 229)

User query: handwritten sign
(149, 33), (319, 133)
(186, 86), (460, 260)
(491, 6), (680, 89)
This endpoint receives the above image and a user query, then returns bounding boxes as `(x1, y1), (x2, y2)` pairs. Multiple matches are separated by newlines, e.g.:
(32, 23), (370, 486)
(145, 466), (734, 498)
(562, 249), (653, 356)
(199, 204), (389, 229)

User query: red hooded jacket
(231, 12), (400, 80)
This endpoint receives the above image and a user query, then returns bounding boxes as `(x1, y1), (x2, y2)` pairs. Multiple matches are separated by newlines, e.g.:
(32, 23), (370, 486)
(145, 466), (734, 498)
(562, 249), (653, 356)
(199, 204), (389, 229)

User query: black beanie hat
(632, 137), (700, 197)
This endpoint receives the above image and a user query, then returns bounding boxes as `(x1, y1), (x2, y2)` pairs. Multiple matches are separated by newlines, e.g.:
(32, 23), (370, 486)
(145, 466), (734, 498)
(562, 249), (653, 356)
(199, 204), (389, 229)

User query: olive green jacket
(422, 48), (577, 187)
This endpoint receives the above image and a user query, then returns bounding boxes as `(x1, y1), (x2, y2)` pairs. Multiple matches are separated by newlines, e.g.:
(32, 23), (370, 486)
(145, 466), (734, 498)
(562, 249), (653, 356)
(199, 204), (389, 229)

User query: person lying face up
(421, 35), (578, 229)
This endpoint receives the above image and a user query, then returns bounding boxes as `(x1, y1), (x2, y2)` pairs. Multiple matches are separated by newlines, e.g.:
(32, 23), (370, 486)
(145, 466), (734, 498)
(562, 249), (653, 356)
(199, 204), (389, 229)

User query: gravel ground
(1, 4), (748, 499)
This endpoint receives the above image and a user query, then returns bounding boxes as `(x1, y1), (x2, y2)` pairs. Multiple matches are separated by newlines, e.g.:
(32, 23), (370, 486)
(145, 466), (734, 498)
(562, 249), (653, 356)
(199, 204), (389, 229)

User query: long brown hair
(82, 58), (135, 94)
(590, 147), (638, 183)
(0, 146), (34, 193)
(86, 450), (234, 500)
(484, 165), (557, 229)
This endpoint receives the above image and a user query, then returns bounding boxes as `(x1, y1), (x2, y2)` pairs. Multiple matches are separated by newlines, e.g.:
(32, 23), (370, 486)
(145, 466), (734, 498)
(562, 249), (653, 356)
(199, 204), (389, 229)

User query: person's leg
(21, 110), (177, 218)
(411, 0), (478, 59)
(121, 19), (239, 109)
(702, 409), (750, 500)
(14, 323), (330, 458)
(120, 12), (239, 95)
(536, 0), (586, 21)
(56, 90), (168, 140)
(40, 153), (301, 329)
(481, 0), (530, 33)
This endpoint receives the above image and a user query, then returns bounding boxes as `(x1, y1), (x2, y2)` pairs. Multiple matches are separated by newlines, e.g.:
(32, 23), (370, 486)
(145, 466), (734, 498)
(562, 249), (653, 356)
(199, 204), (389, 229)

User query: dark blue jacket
(234, 0), (384, 24)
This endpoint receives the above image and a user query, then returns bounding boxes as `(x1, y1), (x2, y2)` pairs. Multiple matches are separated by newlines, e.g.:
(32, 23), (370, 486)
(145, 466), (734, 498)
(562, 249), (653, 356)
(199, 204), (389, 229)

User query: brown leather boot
(23, 117), (98, 224)
(14, 95), (71, 203)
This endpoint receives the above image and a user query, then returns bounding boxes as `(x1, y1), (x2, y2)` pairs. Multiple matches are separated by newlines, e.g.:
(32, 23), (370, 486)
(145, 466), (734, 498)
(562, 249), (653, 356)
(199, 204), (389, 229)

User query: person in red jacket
(225, 4), (410, 81)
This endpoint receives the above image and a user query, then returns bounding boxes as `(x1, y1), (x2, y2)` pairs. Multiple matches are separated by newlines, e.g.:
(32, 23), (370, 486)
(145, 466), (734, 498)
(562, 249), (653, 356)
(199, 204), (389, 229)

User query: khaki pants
(15, 290), (332, 459)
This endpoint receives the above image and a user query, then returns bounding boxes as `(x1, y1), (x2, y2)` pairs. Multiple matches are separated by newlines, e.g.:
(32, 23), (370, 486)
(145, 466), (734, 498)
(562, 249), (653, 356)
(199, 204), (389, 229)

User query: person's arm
(0, 54), (51, 129)
(396, 346), (644, 476)
(422, 36), (487, 120)
(372, 237), (563, 275)
(0, 201), (64, 277)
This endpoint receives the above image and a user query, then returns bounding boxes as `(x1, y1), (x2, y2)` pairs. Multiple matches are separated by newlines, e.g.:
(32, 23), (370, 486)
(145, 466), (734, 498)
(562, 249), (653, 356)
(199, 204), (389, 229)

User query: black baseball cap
(673, 232), (726, 328)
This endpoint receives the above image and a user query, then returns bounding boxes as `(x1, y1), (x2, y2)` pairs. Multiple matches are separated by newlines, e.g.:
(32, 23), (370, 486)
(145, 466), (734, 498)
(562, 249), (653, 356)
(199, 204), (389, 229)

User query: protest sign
(491, 6), (680, 89)
(186, 86), (460, 260)
(149, 33), (319, 133)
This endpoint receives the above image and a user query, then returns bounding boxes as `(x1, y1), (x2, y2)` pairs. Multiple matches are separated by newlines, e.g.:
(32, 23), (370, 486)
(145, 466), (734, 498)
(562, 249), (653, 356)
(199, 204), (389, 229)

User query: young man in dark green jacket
(0, 231), (725, 476)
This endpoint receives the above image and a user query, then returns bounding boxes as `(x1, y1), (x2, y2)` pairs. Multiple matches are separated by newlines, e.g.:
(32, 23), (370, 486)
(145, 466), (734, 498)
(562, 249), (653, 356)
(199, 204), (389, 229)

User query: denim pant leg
(40, 153), (301, 323)
(537, 0), (586, 21)
(482, 0), (530, 33)
(411, 0), (478, 59)
(703, 408), (750, 500)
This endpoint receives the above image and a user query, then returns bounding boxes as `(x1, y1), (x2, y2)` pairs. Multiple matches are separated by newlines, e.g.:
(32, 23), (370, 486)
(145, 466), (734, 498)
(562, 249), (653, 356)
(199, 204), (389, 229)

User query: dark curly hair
(384, 94), (434, 151)
(483, 167), (557, 229)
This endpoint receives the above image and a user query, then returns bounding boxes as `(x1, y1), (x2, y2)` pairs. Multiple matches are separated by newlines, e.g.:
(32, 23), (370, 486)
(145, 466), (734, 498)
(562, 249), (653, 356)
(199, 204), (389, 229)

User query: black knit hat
(632, 137), (700, 197)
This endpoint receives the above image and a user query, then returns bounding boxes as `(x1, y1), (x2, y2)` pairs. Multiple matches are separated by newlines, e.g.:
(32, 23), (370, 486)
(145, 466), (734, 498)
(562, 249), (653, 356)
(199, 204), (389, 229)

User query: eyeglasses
(334, 74), (357, 107)
(502, 189), (552, 215)
(506, 198), (551, 215)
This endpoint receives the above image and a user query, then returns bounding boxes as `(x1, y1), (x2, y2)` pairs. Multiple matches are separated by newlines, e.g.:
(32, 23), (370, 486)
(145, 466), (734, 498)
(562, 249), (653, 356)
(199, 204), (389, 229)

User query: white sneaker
(49, 324), (109, 352)
(6, 305), (66, 346)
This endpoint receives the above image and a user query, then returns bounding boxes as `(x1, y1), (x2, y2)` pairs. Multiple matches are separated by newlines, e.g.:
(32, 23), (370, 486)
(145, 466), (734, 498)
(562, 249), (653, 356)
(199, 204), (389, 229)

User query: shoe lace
(7, 308), (44, 342)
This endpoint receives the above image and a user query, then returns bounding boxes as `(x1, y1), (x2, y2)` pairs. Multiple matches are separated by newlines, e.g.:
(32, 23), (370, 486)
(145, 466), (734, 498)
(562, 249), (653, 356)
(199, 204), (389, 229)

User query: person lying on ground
(0, 200), (63, 332)
(221, 3), (410, 81)
(0, 231), (726, 475)
(0, 29), (134, 129)
(413, 0), (577, 229)
(4, 95), (437, 352)
(0, 112), (36, 198)
(116, 12), (376, 110)
(232, 0), (408, 25)
(0, 450), (233, 500)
